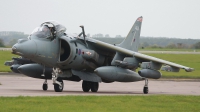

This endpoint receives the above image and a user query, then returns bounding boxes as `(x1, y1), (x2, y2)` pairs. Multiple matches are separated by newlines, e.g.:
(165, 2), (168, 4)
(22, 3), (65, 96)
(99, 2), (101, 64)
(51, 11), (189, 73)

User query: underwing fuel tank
(17, 64), (52, 79)
(138, 69), (162, 79)
(94, 66), (144, 82)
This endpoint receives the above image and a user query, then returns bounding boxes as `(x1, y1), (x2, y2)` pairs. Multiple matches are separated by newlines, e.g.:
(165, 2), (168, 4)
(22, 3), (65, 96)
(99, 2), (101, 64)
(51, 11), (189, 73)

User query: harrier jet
(5, 17), (194, 94)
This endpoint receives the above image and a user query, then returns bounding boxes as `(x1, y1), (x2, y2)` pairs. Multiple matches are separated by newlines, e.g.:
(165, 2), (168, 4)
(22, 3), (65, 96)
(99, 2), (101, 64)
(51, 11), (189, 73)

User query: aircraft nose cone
(11, 44), (22, 55)
(12, 39), (37, 57)
(12, 46), (17, 52)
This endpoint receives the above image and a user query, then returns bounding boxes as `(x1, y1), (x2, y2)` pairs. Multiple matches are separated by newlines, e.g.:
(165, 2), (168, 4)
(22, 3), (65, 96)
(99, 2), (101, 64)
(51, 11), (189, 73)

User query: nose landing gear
(52, 68), (64, 92)
(53, 78), (64, 92)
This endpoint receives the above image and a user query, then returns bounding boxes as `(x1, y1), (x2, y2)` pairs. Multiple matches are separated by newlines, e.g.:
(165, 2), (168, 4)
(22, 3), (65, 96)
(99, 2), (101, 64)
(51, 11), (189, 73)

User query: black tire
(91, 82), (99, 92)
(42, 84), (48, 91)
(82, 81), (90, 92)
(143, 87), (148, 94)
(54, 79), (64, 92)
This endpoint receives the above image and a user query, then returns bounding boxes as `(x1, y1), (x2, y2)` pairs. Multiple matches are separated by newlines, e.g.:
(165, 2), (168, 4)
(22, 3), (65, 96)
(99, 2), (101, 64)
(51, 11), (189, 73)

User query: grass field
(0, 51), (17, 72)
(0, 95), (199, 112)
(0, 51), (199, 78)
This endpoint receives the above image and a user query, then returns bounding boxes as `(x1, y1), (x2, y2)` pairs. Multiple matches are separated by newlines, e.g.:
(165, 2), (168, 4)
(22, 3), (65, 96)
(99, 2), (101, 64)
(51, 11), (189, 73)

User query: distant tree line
(94, 37), (200, 49)
(0, 39), (5, 47)
(0, 32), (200, 49)
(0, 32), (28, 47)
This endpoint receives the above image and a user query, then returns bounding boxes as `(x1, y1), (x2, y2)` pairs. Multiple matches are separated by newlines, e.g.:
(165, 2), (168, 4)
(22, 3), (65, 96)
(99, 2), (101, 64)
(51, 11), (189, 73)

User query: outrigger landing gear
(41, 66), (48, 91)
(42, 79), (48, 91)
(143, 78), (149, 94)
(52, 68), (64, 92)
(82, 81), (99, 92)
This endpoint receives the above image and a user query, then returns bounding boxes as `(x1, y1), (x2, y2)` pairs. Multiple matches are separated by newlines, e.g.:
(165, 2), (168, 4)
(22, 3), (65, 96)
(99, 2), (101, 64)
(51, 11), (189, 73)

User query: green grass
(0, 51), (17, 72)
(0, 95), (199, 112)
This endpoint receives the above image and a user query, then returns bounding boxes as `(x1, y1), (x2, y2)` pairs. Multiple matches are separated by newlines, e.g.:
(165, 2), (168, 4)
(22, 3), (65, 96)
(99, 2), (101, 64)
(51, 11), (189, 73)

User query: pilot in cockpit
(44, 25), (56, 39)
(42, 25), (49, 33)
(30, 21), (66, 40)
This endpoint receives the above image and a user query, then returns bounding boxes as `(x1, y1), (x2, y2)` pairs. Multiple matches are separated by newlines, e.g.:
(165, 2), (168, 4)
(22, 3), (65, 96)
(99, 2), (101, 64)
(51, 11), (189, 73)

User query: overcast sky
(0, 0), (199, 39)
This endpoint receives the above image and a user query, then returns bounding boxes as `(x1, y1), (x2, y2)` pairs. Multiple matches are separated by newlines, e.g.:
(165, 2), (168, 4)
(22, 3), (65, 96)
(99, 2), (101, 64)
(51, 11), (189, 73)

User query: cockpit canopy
(30, 21), (66, 40)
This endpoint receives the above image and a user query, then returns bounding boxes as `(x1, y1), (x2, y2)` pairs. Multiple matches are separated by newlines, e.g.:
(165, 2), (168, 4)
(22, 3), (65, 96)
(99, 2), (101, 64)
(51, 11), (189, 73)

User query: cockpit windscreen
(31, 26), (52, 39)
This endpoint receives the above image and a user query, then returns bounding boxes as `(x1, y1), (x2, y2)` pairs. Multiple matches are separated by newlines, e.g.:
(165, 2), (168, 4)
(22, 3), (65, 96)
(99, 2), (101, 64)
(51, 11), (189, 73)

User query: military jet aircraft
(5, 16), (194, 94)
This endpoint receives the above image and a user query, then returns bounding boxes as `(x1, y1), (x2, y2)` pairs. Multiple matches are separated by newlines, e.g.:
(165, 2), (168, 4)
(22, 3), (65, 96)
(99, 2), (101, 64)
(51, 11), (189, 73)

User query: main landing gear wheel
(91, 82), (99, 92)
(42, 79), (48, 91)
(54, 79), (64, 92)
(82, 81), (90, 92)
(143, 79), (149, 94)
(82, 81), (99, 92)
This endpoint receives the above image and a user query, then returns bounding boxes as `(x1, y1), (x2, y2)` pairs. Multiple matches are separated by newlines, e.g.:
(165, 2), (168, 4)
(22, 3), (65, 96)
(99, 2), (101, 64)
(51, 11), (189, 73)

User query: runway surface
(0, 73), (199, 96)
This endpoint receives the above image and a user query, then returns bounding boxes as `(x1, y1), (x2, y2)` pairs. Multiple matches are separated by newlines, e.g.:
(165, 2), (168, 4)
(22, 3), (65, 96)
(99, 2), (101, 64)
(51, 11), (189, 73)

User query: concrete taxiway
(0, 73), (199, 96)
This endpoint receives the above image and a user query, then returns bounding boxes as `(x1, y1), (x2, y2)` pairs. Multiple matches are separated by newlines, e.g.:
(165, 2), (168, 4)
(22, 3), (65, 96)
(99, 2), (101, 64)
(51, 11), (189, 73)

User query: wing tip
(185, 68), (194, 72)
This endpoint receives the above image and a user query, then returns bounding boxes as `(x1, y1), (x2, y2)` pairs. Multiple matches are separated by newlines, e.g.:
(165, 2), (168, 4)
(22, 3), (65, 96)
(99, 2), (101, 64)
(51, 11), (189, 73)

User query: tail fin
(118, 16), (143, 52)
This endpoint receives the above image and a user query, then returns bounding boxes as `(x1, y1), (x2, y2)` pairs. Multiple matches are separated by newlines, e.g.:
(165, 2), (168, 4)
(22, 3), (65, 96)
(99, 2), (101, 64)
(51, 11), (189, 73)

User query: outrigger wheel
(143, 79), (149, 94)
(42, 79), (48, 91)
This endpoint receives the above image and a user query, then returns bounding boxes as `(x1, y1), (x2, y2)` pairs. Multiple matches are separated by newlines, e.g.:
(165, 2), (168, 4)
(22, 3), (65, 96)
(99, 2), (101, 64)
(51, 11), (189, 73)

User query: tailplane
(118, 16), (143, 52)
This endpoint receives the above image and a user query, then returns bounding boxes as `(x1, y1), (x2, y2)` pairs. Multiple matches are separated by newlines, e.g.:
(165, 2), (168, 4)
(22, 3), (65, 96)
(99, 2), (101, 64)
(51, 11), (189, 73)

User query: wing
(86, 38), (194, 72)
(74, 16), (194, 72)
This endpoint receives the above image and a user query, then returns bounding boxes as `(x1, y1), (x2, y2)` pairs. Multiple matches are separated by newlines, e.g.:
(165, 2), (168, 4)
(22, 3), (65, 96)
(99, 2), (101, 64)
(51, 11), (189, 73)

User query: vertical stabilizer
(118, 16), (143, 52)
(111, 17), (142, 65)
